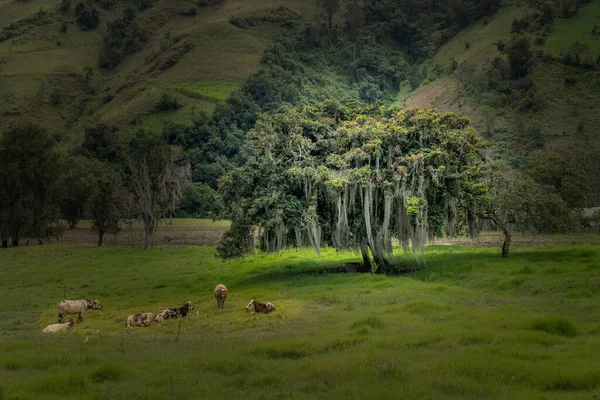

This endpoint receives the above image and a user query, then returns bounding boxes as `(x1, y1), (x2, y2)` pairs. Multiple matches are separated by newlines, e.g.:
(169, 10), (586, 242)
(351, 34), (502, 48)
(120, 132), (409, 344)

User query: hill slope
(406, 1), (600, 202)
(0, 0), (319, 141)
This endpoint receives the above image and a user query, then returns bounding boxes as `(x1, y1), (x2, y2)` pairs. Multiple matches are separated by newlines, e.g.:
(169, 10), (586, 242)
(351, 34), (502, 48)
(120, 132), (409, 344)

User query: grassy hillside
(406, 2), (600, 203)
(2, 244), (600, 398)
(0, 0), (320, 142)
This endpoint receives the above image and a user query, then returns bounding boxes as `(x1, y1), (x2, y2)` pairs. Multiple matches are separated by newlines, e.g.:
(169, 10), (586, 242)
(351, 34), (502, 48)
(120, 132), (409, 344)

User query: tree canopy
(218, 102), (485, 273)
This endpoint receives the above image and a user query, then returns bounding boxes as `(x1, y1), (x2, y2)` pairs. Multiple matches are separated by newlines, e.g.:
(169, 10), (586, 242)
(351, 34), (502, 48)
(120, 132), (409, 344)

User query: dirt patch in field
(436, 232), (600, 248)
(59, 226), (228, 246)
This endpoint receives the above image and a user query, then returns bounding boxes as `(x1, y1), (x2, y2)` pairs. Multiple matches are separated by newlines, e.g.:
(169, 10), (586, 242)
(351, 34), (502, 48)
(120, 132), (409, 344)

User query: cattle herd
(42, 284), (277, 334)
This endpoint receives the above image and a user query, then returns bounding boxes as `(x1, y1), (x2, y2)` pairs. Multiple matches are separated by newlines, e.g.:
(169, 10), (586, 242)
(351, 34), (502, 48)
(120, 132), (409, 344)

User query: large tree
(0, 124), (62, 247)
(218, 102), (485, 273)
(127, 131), (190, 250)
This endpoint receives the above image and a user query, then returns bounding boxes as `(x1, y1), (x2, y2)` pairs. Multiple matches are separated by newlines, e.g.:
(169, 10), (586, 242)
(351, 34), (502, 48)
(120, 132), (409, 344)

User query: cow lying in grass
(246, 300), (276, 314)
(58, 299), (102, 322)
(126, 313), (155, 327)
(154, 301), (194, 322)
(214, 284), (228, 309)
(42, 319), (75, 334)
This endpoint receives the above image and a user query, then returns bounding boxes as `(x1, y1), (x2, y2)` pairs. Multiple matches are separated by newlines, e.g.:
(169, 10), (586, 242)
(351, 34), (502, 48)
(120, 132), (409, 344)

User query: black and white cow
(246, 300), (276, 314)
(58, 299), (102, 322)
(154, 301), (195, 322)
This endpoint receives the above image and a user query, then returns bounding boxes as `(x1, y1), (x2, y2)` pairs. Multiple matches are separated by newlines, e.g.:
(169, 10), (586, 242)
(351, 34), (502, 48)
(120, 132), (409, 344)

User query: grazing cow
(245, 300), (276, 314)
(214, 284), (228, 309)
(126, 313), (155, 327)
(154, 301), (194, 322)
(42, 319), (75, 334)
(58, 299), (102, 322)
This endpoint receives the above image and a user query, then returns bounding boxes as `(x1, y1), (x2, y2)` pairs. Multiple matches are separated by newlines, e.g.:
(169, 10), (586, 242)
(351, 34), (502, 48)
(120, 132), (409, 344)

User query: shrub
(562, 42), (596, 69)
(99, 9), (148, 69)
(75, 3), (99, 31)
(59, 21), (68, 33)
(178, 7), (196, 16)
(156, 94), (181, 111)
(138, 0), (153, 11)
(95, 0), (116, 10)
(531, 317), (578, 337)
(89, 365), (125, 383)
(50, 88), (65, 106)
(59, 0), (71, 12)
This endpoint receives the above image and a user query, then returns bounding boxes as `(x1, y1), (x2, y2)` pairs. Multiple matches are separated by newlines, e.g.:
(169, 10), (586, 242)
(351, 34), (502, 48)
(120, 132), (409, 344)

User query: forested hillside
(0, 0), (598, 221)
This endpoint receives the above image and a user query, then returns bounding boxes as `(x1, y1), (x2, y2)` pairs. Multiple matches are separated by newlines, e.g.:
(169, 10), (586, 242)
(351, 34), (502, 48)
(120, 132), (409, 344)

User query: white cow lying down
(42, 319), (75, 334)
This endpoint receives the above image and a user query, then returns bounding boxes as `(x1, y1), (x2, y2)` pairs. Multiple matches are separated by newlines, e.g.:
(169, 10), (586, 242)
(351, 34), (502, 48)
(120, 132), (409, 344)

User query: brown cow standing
(214, 284), (228, 309)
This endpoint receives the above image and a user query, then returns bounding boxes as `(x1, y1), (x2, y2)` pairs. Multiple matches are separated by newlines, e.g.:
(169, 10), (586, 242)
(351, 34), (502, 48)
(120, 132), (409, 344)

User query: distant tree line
(0, 124), (189, 249)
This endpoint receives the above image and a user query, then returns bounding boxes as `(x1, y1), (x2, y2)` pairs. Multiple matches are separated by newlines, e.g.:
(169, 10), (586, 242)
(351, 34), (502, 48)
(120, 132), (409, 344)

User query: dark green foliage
(95, 0), (116, 10)
(0, 124), (63, 247)
(562, 42), (597, 69)
(60, 157), (95, 229)
(177, 183), (221, 218)
(99, 8), (148, 69)
(85, 167), (123, 246)
(50, 88), (65, 106)
(156, 93), (181, 111)
(75, 3), (100, 31)
(177, 7), (197, 16)
(531, 317), (578, 337)
(59, 21), (68, 33)
(138, 0), (153, 11)
(505, 36), (534, 79)
(80, 124), (123, 163)
(59, 0), (71, 13)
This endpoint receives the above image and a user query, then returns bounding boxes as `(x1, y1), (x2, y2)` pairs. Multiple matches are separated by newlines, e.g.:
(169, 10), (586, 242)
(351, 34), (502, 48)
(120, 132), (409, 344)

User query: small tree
(86, 168), (122, 246)
(480, 167), (534, 258)
(127, 131), (189, 250)
(505, 36), (533, 79)
(479, 164), (575, 258)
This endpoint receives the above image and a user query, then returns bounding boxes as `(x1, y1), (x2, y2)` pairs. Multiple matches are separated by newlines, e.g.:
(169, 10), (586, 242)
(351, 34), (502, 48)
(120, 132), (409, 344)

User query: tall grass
(1, 244), (600, 398)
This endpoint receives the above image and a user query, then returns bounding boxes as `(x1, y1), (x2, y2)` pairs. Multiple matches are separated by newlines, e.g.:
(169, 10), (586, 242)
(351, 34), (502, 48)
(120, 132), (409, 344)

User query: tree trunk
(12, 236), (19, 247)
(143, 232), (151, 250)
(2, 239), (7, 248)
(501, 229), (511, 258)
(98, 228), (104, 246)
(360, 243), (372, 272)
(69, 220), (77, 230)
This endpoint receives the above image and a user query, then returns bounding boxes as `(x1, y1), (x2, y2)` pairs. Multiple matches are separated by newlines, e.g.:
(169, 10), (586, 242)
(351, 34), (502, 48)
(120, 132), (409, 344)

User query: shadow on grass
(233, 245), (599, 288)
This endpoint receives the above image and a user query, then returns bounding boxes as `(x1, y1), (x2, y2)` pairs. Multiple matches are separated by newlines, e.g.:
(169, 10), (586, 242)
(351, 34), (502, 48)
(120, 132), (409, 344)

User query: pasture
(1, 243), (600, 399)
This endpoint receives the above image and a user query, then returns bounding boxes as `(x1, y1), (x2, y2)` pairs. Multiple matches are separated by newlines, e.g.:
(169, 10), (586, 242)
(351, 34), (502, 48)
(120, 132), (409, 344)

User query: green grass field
(2, 244), (600, 399)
